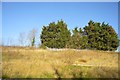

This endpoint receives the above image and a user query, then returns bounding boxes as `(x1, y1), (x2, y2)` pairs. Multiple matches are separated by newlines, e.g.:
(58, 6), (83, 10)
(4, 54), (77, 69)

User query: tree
(84, 20), (119, 51)
(32, 37), (35, 47)
(28, 28), (37, 47)
(40, 19), (118, 51)
(41, 19), (71, 48)
(66, 27), (88, 49)
(18, 32), (26, 46)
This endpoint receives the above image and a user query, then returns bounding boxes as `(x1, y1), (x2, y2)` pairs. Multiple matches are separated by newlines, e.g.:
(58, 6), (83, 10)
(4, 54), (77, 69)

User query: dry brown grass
(2, 46), (119, 78)
(0, 46), (2, 78)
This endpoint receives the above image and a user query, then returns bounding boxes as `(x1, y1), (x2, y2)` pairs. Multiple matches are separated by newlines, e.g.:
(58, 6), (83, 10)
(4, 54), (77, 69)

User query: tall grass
(2, 46), (119, 78)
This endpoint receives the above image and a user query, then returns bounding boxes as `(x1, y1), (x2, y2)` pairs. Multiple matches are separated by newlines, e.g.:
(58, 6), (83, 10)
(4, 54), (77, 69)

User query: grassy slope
(2, 46), (119, 78)
(0, 46), (1, 78)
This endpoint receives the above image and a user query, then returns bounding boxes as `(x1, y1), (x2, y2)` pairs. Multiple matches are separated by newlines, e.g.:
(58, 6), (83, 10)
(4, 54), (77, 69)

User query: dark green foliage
(40, 19), (118, 51)
(2, 74), (10, 79)
(39, 44), (47, 49)
(66, 27), (88, 49)
(41, 19), (71, 48)
(32, 37), (35, 47)
(84, 20), (119, 51)
(119, 39), (120, 45)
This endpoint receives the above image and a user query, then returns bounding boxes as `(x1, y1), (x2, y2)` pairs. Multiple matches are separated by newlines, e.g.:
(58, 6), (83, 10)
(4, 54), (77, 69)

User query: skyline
(2, 2), (119, 46)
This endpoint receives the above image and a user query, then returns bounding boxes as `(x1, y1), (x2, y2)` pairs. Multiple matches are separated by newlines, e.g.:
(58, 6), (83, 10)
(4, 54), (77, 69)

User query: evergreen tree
(41, 19), (118, 51)
(32, 37), (35, 47)
(66, 27), (88, 49)
(40, 20), (71, 48)
(84, 20), (119, 51)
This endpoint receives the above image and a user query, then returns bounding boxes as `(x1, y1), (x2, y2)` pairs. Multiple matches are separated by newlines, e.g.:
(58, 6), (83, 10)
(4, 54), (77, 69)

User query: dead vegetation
(2, 46), (119, 78)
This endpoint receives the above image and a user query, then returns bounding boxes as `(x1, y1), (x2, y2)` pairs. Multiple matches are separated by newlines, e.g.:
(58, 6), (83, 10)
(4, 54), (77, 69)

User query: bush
(39, 44), (47, 49)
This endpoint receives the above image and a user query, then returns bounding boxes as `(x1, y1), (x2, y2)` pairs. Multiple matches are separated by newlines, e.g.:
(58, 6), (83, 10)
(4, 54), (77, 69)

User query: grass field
(1, 46), (119, 78)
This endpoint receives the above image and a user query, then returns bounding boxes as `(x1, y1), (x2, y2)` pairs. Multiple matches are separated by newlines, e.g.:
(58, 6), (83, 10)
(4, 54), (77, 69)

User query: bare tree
(18, 32), (26, 46)
(28, 28), (37, 47)
(7, 37), (13, 46)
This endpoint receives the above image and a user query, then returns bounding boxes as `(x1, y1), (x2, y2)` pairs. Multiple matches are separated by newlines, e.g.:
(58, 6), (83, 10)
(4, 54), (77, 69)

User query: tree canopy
(40, 19), (119, 51)
(84, 20), (119, 51)
(40, 20), (71, 48)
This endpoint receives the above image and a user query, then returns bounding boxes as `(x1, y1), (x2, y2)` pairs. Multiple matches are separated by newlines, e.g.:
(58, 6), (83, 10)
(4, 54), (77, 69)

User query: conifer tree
(41, 20), (70, 48)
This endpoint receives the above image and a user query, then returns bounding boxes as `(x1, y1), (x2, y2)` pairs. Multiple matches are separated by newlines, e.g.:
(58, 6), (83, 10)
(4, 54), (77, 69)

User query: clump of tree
(40, 19), (119, 51)
(84, 20), (119, 51)
(66, 27), (88, 49)
(40, 19), (71, 48)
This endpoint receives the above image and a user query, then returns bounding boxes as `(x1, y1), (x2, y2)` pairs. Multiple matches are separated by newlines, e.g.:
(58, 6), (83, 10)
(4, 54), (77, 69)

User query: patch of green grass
(25, 76), (32, 79)
(2, 74), (10, 79)
(40, 72), (55, 78)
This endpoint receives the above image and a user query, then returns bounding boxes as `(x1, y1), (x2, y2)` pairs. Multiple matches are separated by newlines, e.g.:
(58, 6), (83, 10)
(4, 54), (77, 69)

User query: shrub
(39, 44), (47, 49)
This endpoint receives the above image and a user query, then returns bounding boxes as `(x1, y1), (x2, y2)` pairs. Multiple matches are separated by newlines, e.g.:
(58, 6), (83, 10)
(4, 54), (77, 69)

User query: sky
(2, 0), (120, 2)
(118, 2), (120, 41)
(2, 2), (119, 46)
(0, 2), (2, 45)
